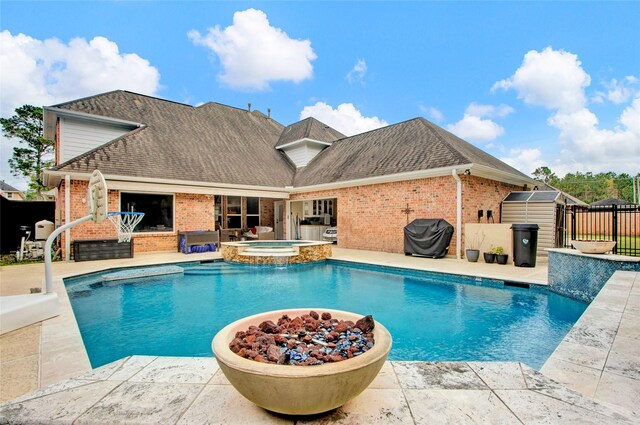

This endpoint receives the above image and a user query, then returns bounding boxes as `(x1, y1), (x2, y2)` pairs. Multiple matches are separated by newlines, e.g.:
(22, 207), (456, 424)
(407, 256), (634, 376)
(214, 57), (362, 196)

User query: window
(246, 197), (260, 228)
(120, 193), (173, 232)
(226, 196), (241, 229)
(214, 195), (223, 229)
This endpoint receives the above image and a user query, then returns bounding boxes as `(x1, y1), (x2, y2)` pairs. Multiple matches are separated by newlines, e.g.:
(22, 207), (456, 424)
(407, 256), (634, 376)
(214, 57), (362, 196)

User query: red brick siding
(260, 198), (275, 228)
(289, 175), (519, 256)
(58, 175), (518, 257)
(59, 180), (217, 255)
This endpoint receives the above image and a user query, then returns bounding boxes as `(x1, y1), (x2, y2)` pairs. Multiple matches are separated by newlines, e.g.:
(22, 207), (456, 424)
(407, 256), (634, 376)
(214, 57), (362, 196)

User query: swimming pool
(65, 261), (587, 370)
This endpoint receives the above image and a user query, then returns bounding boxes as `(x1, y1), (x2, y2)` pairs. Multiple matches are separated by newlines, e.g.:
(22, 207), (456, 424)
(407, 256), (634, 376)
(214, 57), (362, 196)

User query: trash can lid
(511, 223), (539, 230)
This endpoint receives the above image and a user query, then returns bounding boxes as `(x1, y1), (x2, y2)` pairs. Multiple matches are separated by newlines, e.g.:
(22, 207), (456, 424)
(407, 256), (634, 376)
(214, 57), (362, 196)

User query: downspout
(64, 174), (71, 261)
(452, 169), (462, 259)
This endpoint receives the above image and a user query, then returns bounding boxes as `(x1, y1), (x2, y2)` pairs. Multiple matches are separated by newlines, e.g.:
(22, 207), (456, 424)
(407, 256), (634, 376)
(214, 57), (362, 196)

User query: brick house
(43, 91), (538, 258)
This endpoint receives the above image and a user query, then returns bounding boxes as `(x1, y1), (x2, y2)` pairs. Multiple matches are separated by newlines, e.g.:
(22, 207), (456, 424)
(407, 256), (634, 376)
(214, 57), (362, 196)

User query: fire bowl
(571, 240), (617, 254)
(212, 308), (392, 415)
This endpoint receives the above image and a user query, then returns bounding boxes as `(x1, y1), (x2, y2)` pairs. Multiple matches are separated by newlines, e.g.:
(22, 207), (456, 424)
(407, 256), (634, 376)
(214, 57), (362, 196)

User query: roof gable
(293, 118), (530, 187)
(276, 117), (345, 148)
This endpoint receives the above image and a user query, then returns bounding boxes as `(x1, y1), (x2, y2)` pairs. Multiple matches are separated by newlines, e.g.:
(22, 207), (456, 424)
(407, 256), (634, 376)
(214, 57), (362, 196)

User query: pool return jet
(0, 170), (144, 335)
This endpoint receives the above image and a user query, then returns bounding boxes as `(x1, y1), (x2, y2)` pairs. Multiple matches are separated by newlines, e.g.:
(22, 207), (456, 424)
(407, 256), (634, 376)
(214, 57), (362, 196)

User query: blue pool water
(65, 261), (587, 370)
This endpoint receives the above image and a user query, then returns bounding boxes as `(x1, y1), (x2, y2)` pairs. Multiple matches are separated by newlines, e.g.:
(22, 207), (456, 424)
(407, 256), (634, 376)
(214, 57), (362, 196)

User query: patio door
(274, 201), (284, 240)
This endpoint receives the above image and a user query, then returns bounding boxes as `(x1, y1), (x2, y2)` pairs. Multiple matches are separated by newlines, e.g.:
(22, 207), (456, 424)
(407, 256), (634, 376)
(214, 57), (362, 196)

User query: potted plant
(483, 246), (496, 263)
(465, 230), (484, 262)
(494, 246), (509, 265)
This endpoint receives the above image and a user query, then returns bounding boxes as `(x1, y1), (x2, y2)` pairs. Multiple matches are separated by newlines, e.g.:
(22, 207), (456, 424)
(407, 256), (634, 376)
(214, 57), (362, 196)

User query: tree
(1, 105), (54, 199)
(532, 166), (557, 184)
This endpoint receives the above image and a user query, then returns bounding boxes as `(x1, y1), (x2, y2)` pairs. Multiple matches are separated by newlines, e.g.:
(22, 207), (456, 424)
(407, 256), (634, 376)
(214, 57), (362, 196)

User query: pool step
(101, 266), (184, 282)
(183, 268), (247, 276)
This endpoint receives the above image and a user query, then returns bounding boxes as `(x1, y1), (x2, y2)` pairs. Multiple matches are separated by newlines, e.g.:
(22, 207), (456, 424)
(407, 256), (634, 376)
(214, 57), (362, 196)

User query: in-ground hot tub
(220, 240), (332, 264)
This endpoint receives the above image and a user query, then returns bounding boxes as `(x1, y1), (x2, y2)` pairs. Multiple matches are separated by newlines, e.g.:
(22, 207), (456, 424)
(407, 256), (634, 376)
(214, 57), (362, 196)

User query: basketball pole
(43, 214), (93, 294)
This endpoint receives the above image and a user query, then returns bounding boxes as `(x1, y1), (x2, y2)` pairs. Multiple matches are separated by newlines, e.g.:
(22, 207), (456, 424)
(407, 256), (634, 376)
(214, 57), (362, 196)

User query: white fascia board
(43, 170), (289, 199)
(469, 164), (539, 188)
(289, 164), (539, 193)
(276, 138), (332, 150)
(43, 107), (143, 139)
(288, 165), (475, 193)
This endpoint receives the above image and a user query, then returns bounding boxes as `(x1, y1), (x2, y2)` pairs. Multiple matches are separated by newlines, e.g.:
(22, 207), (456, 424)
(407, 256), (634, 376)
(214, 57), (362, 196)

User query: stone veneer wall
(548, 248), (640, 302)
(289, 175), (519, 256)
(220, 243), (332, 264)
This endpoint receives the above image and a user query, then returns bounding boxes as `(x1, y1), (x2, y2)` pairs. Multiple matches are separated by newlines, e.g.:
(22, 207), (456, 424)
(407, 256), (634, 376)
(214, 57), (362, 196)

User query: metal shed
(501, 191), (566, 257)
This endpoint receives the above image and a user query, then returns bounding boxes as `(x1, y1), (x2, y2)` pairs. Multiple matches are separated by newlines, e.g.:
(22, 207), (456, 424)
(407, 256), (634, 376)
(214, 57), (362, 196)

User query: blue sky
(2, 1), (639, 189)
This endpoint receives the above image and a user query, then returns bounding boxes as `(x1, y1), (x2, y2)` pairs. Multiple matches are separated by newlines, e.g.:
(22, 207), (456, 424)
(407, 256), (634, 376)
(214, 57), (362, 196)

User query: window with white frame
(120, 192), (173, 232)
(226, 196), (242, 229)
(246, 197), (260, 228)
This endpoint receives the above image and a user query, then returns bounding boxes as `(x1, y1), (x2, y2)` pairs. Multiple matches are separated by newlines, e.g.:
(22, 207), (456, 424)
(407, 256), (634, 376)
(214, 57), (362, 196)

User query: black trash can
(511, 224), (539, 267)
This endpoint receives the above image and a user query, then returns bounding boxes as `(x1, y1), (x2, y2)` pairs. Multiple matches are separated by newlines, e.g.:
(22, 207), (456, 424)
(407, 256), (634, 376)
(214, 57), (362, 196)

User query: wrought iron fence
(567, 204), (640, 256)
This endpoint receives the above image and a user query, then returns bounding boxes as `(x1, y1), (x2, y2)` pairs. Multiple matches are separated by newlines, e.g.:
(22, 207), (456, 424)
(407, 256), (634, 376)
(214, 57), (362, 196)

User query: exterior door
(274, 202), (284, 240)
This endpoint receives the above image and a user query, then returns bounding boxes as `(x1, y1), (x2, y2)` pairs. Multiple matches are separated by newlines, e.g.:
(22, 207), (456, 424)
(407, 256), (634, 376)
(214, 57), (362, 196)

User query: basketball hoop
(107, 212), (145, 243)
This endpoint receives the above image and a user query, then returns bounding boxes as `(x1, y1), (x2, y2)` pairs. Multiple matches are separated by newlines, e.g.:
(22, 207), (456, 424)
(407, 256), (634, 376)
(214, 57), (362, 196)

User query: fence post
(612, 204), (618, 254)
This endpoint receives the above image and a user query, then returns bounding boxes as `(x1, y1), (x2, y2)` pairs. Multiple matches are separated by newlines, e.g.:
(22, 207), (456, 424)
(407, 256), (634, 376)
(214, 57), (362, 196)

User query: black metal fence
(567, 204), (640, 256)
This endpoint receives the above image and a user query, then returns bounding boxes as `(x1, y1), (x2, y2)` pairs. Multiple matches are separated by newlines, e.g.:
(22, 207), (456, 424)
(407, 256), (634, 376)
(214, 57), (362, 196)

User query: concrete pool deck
(0, 248), (638, 423)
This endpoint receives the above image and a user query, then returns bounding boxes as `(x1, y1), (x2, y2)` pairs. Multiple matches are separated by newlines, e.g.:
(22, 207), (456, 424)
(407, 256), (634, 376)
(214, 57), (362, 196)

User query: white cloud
(600, 76), (639, 104)
(447, 115), (505, 142)
(0, 30), (161, 189)
(493, 47), (590, 112)
(299, 102), (388, 136)
(499, 148), (545, 176)
(446, 103), (513, 142)
(0, 30), (161, 116)
(428, 107), (444, 122)
(189, 9), (316, 90)
(465, 102), (514, 118)
(496, 46), (640, 174)
(346, 58), (367, 84)
(419, 104), (444, 122)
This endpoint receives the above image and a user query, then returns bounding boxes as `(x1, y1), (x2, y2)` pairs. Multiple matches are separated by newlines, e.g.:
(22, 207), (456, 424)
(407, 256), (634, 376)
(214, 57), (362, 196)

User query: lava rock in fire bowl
(212, 308), (392, 415)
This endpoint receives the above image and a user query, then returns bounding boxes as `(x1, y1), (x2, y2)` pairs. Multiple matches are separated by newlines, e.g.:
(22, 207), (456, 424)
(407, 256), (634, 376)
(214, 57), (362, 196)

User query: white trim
(64, 175), (71, 261)
(45, 163), (537, 198)
(288, 165), (474, 193)
(44, 106), (142, 128)
(45, 171), (290, 198)
(276, 137), (332, 150)
(289, 164), (538, 193)
(452, 169), (462, 260)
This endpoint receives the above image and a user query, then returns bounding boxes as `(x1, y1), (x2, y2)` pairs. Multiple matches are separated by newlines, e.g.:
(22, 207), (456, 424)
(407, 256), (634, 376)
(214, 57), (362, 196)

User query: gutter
(44, 170), (291, 198)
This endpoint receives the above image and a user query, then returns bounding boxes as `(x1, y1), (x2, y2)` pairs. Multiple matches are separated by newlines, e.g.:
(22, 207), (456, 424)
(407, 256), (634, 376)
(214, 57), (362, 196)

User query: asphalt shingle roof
(293, 118), (530, 187)
(276, 117), (345, 148)
(0, 181), (20, 192)
(53, 91), (295, 187)
(51, 91), (531, 190)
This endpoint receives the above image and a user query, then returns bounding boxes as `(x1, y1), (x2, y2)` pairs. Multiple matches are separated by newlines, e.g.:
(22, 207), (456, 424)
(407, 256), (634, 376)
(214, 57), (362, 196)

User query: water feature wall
(220, 241), (332, 264)
(548, 248), (640, 302)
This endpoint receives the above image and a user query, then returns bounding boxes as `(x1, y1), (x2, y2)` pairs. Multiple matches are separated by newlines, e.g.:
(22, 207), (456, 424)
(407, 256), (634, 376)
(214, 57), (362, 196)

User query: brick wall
(59, 180), (218, 256)
(289, 175), (519, 256)
(260, 198), (275, 227)
(58, 175), (518, 257)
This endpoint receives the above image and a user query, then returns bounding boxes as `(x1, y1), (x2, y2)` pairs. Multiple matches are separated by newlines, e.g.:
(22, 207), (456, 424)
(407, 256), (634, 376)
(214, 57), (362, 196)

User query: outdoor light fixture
(464, 169), (471, 175)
